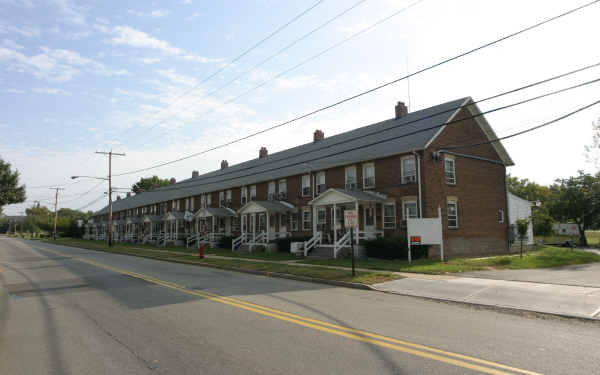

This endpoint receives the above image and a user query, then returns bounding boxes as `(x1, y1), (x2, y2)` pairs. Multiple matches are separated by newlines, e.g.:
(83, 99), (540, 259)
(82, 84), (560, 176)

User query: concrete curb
(34, 240), (600, 323)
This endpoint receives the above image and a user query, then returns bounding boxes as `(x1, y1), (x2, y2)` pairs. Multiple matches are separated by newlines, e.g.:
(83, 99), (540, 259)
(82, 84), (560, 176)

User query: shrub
(218, 236), (233, 249)
(273, 236), (312, 252)
(364, 235), (428, 260)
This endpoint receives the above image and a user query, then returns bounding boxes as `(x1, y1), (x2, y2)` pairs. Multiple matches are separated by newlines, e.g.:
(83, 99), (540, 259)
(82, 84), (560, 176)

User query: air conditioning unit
(402, 175), (416, 184)
(302, 187), (310, 196)
(345, 183), (357, 190)
(317, 184), (325, 194)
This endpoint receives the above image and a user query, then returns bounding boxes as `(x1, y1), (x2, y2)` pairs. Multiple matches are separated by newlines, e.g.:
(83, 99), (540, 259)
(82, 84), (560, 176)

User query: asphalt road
(1, 238), (599, 375)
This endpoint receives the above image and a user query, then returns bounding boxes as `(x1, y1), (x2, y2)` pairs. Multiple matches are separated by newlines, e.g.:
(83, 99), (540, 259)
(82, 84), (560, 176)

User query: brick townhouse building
(88, 96), (514, 258)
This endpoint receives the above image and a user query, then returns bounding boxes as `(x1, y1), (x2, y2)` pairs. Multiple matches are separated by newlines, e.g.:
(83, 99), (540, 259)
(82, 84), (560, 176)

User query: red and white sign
(344, 210), (358, 228)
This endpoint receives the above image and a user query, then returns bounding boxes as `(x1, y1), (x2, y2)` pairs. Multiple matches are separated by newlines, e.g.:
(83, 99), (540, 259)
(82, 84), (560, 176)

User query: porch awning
(142, 215), (162, 223)
(162, 211), (186, 221)
(194, 207), (236, 218)
(308, 188), (387, 206)
(237, 200), (297, 215)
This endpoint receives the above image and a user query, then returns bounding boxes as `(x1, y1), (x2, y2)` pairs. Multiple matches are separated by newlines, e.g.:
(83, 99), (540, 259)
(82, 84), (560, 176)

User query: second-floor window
(278, 179), (287, 199)
(219, 191), (225, 206)
(226, 190), (232, 205)
(250, 185), (256, 201)
(206, 193), (212, 206)
(316, 171), (325, 194)
(268, 181), (276, 201)
(345, 166), (357, 189)
(241, 186), (248, 204)
(201, 195), (206, 208)
(445, 157), (456, 185)
(301, 174), (311, 197)
(363, 163), (375, 189)
(401, 156), (416, 184)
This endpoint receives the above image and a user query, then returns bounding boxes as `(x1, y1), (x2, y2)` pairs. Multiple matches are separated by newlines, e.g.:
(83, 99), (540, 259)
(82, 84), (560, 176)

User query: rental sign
(406, 207), (444, 261)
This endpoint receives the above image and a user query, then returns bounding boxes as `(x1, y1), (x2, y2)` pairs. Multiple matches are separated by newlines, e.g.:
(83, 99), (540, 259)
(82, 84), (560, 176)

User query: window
(258, 213), (266, 232)
(241, 186), (248, 204)
(401, 156), (416, 183)
(231, 217), (239, 233)
(498, 208), (504, 223)
(268, 181), (276, 201)
(301, 175), (311, 197)
(383, 203), (396, 229)
(250, 185), (256, 201)
(219, 191), (225, 206)
(302, 208), (311, 231)
(363, 163), (375, 188)
(445, 157), (456, 185)
(278, 179), (287, 199)
(447, 201), (458, 228)
(185, 198), (189, 211)
(174, 200), (180, 211)
(201, 195), (206, 208)
(190, 197), (194, 211)
(241, 215), (248, 233)
(316, 171), (326, 194)
(290, 213), (299, 231)
(345, 166), (357, 189)
(317, 207), (326, 226)
(226, 190), (232, 205)
(206, 193), (212, 206)
(402, 200), (418, 222)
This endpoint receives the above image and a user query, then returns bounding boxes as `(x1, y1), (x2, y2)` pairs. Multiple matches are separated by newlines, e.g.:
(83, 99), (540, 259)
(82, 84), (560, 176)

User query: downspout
(413, 150), (423, 218)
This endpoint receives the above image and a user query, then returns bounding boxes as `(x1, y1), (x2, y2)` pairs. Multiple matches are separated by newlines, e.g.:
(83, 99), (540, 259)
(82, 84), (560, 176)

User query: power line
(75, 195), (106, 211)
(115, 0), (325, 144)
(110, 75), (600, 198)
(127, 0), (420, 150)
(114, 0), (600, 177)
(439, 99), (600, 151)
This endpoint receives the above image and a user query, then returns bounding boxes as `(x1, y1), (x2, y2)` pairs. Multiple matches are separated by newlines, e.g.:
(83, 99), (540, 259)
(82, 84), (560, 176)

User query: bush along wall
(273, 236), (312, 253)
(363, 235), (428, 260)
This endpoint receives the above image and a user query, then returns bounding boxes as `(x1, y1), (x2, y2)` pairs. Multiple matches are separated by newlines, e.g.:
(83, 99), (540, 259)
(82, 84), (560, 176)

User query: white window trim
(302, 208), (311, 231)
(301, 174), (311, 197)
(445, 157), (456, 185)
(498, 208), (504, 224)
(344, 165), (357, 189)
(402, 200), (418, 221)
(362, 162), (375, 189)
(250, 185), (257, 200)
(401, 156), (416, 184)
(447, 200), (458, 228)
(383, 203), (396, 229)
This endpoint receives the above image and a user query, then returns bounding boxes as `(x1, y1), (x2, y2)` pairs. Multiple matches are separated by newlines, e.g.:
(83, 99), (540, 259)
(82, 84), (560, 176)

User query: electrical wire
(113, 0), (600, 177)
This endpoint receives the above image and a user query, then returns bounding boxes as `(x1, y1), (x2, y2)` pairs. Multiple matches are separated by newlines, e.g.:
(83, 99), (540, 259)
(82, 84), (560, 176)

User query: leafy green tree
(515, 218), (530, 258)
(0, 158), (26, 212)
(532, 209), (554, 236)
(131, 176), (170, 194)
(507, 174), (551, 203)
(547, 171), (600, 246)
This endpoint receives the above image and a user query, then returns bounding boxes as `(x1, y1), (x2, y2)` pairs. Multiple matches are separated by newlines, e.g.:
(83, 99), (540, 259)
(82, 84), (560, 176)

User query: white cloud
(1, 39), (24, 50)
(111, 25), (222, 64)
(0, 46), (128, 82)
(51, 0), (86, 26)
(182, 0), (192, 4)
(141, 57), (160, 64)
(186, 12), (200, 21)
(1, 88), (25, 94)
(33, 87), (71, 95)
(0, 0), (35, 8)
(0, 22), (40, 37)
(129, 9), (171, 18)
(157, 69), (197, 86)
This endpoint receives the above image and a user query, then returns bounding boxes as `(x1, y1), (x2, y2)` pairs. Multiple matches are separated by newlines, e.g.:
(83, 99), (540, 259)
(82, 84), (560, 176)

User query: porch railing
(303, 231), (322, 257)
(267, 232), (290, 241)
(253, 232), (267, 244)
(334, 231), (351, 259)
(356, 230), (383, 242)
(232, 233), (248, 251)
(186, 233), (199, 248)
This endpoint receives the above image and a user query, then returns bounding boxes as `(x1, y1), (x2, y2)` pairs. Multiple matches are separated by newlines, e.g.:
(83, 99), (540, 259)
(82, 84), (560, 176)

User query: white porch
(191, 207), (237, 248)
(233, 200), (296, 251)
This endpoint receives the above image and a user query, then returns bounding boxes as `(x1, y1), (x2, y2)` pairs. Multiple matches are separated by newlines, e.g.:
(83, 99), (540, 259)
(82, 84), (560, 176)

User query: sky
(1, 0), (600, 215)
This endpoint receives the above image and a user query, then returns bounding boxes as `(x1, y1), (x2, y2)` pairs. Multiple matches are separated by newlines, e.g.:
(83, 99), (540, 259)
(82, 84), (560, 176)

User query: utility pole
(95, 151), (125, 247)
(50, 187), (65, 240)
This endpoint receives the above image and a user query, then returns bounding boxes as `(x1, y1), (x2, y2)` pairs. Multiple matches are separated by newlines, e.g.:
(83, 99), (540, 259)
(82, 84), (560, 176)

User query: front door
(364, 206), (376, 233)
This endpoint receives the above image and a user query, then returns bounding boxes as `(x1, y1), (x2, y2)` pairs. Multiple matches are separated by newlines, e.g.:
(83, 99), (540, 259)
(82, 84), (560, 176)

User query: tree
(507, 174), (551, 203)
(131, 176), (170, 194)
(584, 117), (600, 169)
(531, 209), (554, 236)
(547, 171), (600, 246)
(0, 158), (26, 212)
(515, 218), (530, 258)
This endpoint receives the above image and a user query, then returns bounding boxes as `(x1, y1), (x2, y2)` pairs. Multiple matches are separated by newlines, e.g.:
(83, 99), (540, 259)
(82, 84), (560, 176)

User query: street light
(71, 175), (108, 181)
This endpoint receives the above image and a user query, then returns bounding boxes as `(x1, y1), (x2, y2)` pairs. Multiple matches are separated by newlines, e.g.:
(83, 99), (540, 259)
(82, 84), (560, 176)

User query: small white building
(507, 192), (533, 245)
(553, 223), (579, 237)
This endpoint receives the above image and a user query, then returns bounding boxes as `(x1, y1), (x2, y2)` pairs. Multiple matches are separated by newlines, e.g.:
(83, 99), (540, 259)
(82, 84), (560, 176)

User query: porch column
(266, 211), (270, 240)
(175, 220), (178, 242)
(312, 204), (317, 236)
(355, 200), (359, 244)
(333, 203), (337, 244)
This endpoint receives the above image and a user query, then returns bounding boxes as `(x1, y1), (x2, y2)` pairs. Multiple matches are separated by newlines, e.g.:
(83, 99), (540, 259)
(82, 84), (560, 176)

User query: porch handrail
(232, 233), (247, 251)
(334, 230), (351, 259)
(356, 230), (384, 242)
(253, 232), (267, 244)
(303, 231), (322, 257)
(186, 233), (198, 247)
(267, 232), (290, 240)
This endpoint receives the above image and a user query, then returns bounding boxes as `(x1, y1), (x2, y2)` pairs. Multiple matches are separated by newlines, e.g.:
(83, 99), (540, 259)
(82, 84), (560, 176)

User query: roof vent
(313, 129), (324, 142)
(259, 147), (268, 159)
(395, 101), (408, 119)
(221, 160), (228, 169)
(169, 177), (176, 184)
(192, 170), (199, 178)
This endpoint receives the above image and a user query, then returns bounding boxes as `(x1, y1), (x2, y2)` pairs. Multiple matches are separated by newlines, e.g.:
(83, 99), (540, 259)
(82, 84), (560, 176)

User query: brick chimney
(169, 177), (176, 184)
(221, 160), (228, 169)
(395, 101), (408, 119)
(259, 147), (268, 159)
(313, 129), (324, 142)
(192, 170), (199, 178)
(126, 192), (131, 198)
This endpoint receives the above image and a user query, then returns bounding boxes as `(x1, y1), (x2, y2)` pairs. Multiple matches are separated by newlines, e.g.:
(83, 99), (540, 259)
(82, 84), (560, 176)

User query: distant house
(507, 192), (533, 245)
(553, 223), (579, 237)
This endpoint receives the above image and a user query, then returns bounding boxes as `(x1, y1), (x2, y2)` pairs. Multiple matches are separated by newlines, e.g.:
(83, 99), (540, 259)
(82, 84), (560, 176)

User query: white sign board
(406, 207), (444, 261)
(344, 210), (358, 228)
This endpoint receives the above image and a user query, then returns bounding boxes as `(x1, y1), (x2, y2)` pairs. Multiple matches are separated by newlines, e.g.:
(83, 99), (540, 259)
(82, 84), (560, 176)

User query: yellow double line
(35, 246), (542, 375)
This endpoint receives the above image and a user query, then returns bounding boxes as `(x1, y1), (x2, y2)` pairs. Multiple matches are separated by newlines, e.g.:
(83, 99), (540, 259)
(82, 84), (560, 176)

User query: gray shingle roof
(96, 97), (471, 215)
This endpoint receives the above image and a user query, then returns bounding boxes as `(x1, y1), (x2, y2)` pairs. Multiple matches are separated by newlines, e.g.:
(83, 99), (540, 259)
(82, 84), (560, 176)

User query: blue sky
(1, 0), (600, 215)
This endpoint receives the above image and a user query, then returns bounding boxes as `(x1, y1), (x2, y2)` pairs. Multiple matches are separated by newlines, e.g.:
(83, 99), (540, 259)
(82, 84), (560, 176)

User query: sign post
(406, 206), (444, 263)
(344, 210), (358, 277)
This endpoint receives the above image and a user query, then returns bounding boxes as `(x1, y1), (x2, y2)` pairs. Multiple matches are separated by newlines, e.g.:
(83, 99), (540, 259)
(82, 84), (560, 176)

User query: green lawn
(535, 231), (600, 246)
(300, 246), (600, 274)
(40, 238), (398, 285)
(205, 248), (299, 261)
